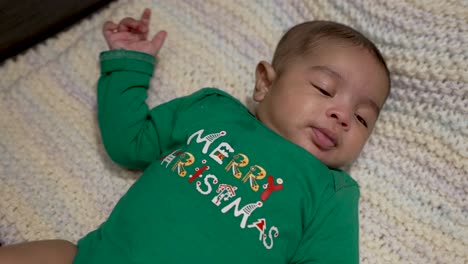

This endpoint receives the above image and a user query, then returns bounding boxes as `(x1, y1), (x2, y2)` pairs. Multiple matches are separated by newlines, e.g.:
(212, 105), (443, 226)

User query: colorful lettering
(263, 226), (279, 249)
(248, 218), (266, 240)
(187, 129), (226, 154)
(225, 153), (249, 179)
(168, 127), (284, 250)
(209, 142), (234, 164)
(248, 218), (279, 250)
(160, 149), (180, 168)
(242, 165), (267, 192)
(189, 165), (209, 183)
(171, 152), (195, 177)
(260, 176), (284, 201)
(212, 184), (238, 206)
(221, 198), (263, 228)
(195, 174), (218, 195)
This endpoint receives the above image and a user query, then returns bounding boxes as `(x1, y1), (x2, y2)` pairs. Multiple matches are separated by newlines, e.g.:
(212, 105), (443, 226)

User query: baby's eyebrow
(309, 65), (342, 81)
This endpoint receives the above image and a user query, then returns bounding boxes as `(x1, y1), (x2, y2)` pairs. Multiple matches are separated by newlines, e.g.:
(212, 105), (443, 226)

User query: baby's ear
(253, 61), (276, 102)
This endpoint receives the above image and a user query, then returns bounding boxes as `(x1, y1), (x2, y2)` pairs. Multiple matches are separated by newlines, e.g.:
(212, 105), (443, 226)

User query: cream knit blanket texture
(0, 0), (466, 263)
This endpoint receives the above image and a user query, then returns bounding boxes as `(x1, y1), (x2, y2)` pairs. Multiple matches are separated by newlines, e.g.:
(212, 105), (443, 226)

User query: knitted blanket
(0, 0), (466, 263)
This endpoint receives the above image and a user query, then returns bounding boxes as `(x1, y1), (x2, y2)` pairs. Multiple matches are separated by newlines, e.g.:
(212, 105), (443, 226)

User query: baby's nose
(330, 112), (350, 128)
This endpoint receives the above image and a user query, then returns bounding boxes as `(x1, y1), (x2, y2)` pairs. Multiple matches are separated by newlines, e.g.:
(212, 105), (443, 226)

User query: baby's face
(254, 39), (389, 168)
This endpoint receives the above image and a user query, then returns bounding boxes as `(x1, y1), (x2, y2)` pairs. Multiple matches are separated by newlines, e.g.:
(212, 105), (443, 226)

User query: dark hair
(272, 21), (390, 91)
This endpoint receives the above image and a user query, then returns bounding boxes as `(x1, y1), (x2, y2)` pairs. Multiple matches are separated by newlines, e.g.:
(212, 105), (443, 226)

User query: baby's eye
(312, 83), (331, 96)
(356, 115), (368, 128)
(318, 88), (331, 96)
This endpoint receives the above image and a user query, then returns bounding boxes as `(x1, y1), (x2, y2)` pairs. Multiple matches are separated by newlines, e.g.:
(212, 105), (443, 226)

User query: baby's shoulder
(177, 87), (247, 114)
(329, 169), (359, 192)
(186, 87), (241, 105)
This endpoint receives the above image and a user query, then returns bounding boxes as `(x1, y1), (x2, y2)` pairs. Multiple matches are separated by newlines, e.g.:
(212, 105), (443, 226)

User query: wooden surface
(0, 0), (114, 62)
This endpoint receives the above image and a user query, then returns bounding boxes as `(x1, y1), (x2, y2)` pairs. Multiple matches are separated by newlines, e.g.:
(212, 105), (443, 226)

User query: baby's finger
(151, 31), (167, 55)
(103, 21), (118, 35)
(140, 8), (151, 26)
(118, 17), (140, 32)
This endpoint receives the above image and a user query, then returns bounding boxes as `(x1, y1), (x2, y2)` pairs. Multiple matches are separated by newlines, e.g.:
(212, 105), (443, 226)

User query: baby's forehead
(273, 37), (350, 71)
(272, 21), (390, 89)
(292, 44), (389, 105)
(293, 40), (388, 88)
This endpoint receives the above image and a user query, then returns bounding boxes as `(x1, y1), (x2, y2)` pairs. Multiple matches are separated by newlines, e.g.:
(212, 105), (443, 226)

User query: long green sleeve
(98, 50), (181, 170)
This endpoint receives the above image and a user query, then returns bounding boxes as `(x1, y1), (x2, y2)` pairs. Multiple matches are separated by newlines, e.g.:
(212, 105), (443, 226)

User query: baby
(0, 8), (390, 264)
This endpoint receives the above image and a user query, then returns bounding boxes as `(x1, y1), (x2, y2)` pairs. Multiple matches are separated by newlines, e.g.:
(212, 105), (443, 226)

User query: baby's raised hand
(103, 8), (167, 57)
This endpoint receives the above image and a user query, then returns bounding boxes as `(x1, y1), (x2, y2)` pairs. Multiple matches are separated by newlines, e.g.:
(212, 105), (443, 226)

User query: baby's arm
(291, 185), (360, 264)
(0, 240), (76, 264)
(98, 9), (183, 170)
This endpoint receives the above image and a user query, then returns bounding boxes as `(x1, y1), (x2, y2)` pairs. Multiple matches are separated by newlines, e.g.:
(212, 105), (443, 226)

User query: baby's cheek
(347, 135), (368, 160)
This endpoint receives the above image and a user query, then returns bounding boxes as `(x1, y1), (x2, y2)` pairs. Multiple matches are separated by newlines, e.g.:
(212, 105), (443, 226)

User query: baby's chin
(322, 159), (349, 170)
(312, 153), (343, 169)
(281, 129), (352, 169)
(300, 141), (350, 169)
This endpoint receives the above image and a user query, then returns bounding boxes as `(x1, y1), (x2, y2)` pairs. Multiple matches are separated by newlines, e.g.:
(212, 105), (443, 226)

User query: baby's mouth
(310, 127), (338, 150)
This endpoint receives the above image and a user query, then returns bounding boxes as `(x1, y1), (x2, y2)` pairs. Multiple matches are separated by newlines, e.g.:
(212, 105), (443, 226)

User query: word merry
(187, 129), (283, 201)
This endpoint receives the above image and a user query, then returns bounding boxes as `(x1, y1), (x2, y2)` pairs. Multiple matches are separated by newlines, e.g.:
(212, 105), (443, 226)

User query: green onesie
(74, 50), (360, 264)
